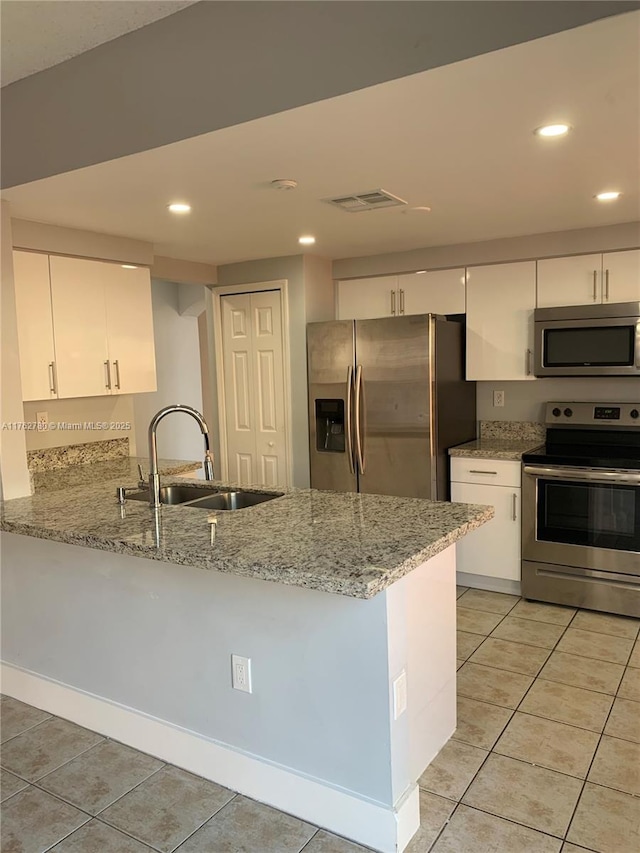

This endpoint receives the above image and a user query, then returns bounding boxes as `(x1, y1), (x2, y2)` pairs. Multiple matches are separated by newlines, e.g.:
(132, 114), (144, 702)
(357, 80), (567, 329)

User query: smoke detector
(271, 179), (298, 190)
(324, 188), (407, 213)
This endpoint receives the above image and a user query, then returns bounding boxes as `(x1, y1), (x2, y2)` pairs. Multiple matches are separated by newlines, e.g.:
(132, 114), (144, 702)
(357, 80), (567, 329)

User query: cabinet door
(602, 250), (640, 303)
(104, 265), (157, 394)
(537, 255), (602, 307)
(466, 261), (536, 380)
(451, 482), (521, 580)
(397, 269), (466, 316)
(337, 276), (398, 319)
(49, 256), (110, 398)
(13, 251), (57, 401)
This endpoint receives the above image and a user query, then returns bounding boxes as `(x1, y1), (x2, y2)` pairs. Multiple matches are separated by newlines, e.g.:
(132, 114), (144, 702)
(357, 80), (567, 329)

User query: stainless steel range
(522, 402), (640, 618)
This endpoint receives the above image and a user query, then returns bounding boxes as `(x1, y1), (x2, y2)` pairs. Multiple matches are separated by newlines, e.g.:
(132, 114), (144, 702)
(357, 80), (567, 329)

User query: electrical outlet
(493, 390), (505, 408)
(393, 670), (407, 720)
(231, 655), (252, 693)
(36, 411), (48, 430)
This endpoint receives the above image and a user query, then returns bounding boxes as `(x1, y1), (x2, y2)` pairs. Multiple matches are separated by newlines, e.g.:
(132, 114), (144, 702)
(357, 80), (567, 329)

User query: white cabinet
(603, 250), (640, 303)
(13, 252), (156, 401)
(49, 256), (111, 398)
(337, 268), (466, 319)
(450, 458), (521, 583)
(397, 269), (466, 315)
(537, 249), (640, 307)
(466, 261), (536, 380)
(337, 276), (398, 320)
(13, 251), (57, 402)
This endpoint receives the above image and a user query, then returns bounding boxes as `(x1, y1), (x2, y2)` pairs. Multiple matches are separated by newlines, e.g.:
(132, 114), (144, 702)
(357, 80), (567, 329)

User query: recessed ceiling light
(534, 123), (571, 138)
(168, 202), (191, 213)
(298, 235), (316, 245)
(595, 191), (622, 201)
(415, 270), (427, 274)
(121, 264), (138, 269)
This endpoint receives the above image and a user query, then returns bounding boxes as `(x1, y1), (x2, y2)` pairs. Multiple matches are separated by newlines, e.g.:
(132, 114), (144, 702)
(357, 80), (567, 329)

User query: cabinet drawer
(450, 458), (521, 487)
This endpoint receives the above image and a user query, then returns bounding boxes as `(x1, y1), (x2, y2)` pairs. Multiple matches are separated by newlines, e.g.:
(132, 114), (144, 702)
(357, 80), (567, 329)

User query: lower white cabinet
(450, 458), (521, 582)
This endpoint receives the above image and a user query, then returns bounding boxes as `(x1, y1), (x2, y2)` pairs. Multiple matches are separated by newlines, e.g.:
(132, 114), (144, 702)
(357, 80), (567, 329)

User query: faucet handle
(138, 463), (147, 488)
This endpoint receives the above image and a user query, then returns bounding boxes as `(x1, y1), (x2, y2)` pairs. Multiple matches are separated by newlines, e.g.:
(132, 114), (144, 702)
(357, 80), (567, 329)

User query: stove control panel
(546, 402), (640, 428)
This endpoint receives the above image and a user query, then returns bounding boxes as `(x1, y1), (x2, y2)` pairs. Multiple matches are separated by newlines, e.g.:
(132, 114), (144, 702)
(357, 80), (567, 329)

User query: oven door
(522, 465), (640, 575)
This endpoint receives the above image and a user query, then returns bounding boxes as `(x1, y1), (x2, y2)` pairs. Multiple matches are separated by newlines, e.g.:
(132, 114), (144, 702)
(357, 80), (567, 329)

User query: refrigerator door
(355, 315), (434, 498)
(307, 321), (358, 492)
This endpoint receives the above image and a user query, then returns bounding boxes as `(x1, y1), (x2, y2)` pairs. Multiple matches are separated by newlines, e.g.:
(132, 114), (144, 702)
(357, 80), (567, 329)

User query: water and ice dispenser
(315, 399), (345, 453)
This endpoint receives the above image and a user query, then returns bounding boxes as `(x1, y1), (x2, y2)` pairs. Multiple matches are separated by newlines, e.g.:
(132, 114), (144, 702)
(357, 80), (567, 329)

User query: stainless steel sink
(125, 485), (282, 510)
(188, 491), (283, 510)
(126, 485), (229, 505)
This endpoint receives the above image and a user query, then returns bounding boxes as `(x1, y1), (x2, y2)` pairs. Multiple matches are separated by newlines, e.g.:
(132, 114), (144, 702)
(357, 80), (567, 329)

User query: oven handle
(523, 465), (640, 485)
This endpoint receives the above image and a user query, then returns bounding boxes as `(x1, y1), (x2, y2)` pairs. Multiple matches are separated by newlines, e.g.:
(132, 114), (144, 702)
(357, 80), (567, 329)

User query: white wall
(23, 396), (135, 452)
(477, 377), (640, 423)
(0, 203), (31, 498)
(132, 280), (204, 464)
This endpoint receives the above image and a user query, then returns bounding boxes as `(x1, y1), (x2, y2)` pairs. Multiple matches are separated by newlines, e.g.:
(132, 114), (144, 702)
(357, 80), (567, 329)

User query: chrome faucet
(148, 404), (215, 508)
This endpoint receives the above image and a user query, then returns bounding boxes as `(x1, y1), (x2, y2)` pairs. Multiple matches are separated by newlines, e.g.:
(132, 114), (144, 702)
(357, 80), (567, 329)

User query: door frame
(209, 279), (293, 487)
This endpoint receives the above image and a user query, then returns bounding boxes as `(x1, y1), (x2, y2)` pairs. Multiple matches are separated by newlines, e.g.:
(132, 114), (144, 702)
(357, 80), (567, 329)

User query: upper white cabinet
(537, 249), (640, 307)
(397, 269), (466, 315)
(337, 276), (398, 320)
(337, 268), (465, 319)
(13, 251), (57, 402)
(466, 261), (536, 380)
(13, 251), (156, 401)
(603, 250), (640, 303)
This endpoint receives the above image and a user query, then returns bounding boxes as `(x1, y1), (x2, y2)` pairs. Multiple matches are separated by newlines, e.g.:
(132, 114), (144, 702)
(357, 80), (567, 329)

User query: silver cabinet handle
(592, 270), (598, 301)
(526, 348), (533, 375)
(604, 269), (610, 301)
(469, 469), (498, 475)
(354, 364), (365, 474)
(512, 492), (517, 521)
(104, 360), (112, 390)
(390, 289), (396, 316)
(113, 359), (121, 389)
(345, 365), (354, 474)
(399, 288), (405, 315)
(48, 362), (57, 395)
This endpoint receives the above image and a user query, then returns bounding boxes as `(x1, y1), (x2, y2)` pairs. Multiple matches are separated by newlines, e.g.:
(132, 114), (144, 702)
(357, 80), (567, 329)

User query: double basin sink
(126, 484), (283, 511)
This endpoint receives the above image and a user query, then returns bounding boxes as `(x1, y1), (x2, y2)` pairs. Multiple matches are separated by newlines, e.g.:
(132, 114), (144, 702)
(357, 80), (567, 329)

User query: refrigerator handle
(345, 365), (355, 474)
(354, 364), (365, 474)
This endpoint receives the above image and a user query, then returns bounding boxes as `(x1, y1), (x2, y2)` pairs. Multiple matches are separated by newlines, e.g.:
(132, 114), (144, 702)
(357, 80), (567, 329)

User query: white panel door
(536, 254), (603, 307)
(398, 269), (466, 316)
(49, 256), (110, 398)
(104, 264), (157, 394)
(602, 250), (640, 303)
(250, 290), (287, 488)
(337, 276), (398, 319)
(466, 261), (536, 380)
(451, 482), (521, 580)
(13, 251), (57, 401)
(221, 290), (288, 487)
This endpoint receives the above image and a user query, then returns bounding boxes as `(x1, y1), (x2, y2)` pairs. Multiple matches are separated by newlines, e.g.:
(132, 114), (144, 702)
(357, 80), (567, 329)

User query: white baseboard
(1, 662), (418, 853)
(456, 571), (521, 597)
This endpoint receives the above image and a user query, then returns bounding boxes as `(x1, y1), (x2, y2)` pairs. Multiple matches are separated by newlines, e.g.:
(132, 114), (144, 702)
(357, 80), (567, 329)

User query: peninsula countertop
(1, 472), (494, 599)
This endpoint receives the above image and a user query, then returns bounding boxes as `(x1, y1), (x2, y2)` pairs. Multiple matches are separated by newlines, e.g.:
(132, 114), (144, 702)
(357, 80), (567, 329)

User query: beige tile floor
(1, 589), (639, 853)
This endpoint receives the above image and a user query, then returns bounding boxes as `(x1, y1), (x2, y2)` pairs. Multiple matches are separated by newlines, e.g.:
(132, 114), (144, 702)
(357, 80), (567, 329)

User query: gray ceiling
(2, 0), (639, 189)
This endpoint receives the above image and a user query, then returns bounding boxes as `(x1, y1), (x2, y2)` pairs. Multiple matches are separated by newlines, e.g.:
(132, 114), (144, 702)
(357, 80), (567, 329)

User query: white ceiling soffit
(0, 0), (199, 86)
(3, 12), (639, 266)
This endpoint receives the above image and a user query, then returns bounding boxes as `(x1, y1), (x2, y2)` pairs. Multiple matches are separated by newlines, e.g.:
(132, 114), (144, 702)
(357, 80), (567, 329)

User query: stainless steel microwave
(534, 301), (640, 377)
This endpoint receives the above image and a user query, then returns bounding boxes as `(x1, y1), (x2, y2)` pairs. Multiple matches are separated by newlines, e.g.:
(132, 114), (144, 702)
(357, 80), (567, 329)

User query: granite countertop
(449, 438), (543, 461)
(31, 456), (201, 494)
(1, 473), (493, 600)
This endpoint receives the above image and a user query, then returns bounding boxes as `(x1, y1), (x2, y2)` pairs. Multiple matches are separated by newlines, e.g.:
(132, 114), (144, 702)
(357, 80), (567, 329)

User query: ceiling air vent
(324, 189), (408, 213)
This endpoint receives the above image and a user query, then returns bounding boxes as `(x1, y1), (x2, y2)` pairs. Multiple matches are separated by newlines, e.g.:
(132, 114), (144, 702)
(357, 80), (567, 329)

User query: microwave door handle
(345, 366), (355, 474)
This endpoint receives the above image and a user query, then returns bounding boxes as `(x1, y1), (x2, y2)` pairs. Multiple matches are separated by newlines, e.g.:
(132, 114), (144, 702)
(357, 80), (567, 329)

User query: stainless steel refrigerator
(307, 314), (476, 499)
